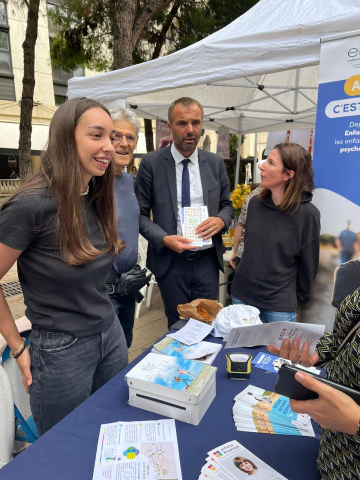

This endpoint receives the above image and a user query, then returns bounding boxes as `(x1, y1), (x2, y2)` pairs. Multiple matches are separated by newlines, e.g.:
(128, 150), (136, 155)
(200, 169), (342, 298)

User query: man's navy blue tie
(181, 159), (191, 208)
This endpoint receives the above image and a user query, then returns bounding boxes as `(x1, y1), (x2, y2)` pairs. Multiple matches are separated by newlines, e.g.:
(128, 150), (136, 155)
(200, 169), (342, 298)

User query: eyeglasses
(111, 133), (137, 144)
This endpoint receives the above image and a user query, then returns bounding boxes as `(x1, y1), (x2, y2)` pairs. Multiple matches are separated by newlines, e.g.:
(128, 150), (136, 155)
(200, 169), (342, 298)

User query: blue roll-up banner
(302, 34), (360, 326)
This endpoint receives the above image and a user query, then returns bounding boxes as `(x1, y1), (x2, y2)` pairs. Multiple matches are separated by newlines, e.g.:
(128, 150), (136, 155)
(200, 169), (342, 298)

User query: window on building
(0, 0), (16, 101)
(47, 1), (84, 106)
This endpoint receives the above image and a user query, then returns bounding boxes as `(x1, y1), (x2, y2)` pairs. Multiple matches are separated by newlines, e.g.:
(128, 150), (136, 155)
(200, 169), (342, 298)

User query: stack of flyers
(152, 338), (222, 365)
(181, 206), (212, 246)
(251, 352), (320, 375)
(199, 440), (287, 479)
(232, 385), (315, 437)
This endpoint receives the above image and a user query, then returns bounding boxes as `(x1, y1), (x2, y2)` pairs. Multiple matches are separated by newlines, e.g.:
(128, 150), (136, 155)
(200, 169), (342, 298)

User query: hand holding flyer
(225, 322), (325, 355)
(181, 206), (212, 247)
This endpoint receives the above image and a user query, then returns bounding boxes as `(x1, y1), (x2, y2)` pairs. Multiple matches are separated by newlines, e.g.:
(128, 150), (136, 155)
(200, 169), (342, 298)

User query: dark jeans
(157, 248), (219, 328)
(29, 318), (128, 436)
(107, 286), (136, 348)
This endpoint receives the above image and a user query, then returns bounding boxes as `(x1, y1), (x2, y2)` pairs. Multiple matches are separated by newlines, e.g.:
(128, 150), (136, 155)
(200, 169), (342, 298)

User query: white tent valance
(68, 0), (360, 134)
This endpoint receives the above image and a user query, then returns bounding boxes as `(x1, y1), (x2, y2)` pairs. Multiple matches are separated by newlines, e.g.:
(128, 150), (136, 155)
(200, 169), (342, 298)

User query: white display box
(126, 368), (216, 426)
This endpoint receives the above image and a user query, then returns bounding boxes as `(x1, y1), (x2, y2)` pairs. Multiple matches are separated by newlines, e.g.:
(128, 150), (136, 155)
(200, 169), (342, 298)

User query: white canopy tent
(67, 0), (360, 182)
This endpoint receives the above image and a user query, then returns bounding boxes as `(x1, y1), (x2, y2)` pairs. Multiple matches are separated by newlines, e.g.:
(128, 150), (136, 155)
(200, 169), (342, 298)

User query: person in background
(336, 221), (358, 263)
(107, 107), (141, 348)
(231, 143), (320, 323)
(0, 98), (128, 436)
(268, 260), (360, 479)
(230, 184), (261, 269)
(131, 165), (137, 181)
(135, 97), (233, 328)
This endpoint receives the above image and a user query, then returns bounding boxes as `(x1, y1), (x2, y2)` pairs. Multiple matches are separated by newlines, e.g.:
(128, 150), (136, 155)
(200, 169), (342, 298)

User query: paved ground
(2, 263), (168, 364)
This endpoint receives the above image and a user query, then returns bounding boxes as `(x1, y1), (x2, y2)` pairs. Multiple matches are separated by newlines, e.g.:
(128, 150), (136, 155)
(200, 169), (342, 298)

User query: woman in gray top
(0, 97), (128, 435)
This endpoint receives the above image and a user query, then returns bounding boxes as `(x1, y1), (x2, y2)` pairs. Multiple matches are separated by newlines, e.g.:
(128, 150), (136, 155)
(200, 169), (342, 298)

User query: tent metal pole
(298, 90), (317, 106)
(293, 69), (300, 114)
(244, 77), (294, 113)
(233, 88), (294, 109)
(321, 29), (360, 43)
(235, 116), (243, 188)
(253, 132), (258, 183)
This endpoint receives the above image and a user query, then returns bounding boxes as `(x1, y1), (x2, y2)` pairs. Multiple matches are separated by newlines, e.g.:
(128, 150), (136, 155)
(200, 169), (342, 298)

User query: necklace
(81, 184), (89, 196)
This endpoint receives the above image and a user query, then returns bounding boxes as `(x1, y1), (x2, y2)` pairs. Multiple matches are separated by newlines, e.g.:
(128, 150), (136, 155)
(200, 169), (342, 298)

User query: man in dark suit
(135, 97), (233, 327)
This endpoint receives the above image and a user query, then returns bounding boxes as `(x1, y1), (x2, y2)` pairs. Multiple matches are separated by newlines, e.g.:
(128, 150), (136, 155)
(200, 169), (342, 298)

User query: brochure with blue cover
(251, 352), (320, 374)
(125, 352), (216, 395)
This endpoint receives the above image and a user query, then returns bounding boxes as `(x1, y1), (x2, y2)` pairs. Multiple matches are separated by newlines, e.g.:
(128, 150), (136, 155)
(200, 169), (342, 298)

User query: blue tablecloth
(0, 337), (321, 480)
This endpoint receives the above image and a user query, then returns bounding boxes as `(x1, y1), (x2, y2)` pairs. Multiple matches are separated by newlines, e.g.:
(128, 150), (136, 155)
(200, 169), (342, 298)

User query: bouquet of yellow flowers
(230, 184), (252, 210)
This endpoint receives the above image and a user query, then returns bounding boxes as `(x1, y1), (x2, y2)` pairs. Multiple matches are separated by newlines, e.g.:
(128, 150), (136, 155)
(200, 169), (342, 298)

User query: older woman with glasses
(106, 107), (141, 348)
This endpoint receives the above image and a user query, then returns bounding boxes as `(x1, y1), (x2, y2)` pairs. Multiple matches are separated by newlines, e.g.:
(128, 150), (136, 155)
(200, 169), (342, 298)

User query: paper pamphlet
(125, 352), (216, 396)
(153, 337), (222, 365)
(251, 352), (320, 375)
(167, 318), (213, 345)
(234, 385), (310, 426)
(225, 322), (325, 355)
(231, 385), (315, 438)
(204, 440), (288, 480)
(181, 206), (212, 246)
(92, 419), (182, 480)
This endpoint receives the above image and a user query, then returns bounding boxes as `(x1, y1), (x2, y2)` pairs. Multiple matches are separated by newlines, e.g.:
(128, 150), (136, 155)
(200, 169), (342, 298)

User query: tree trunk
(113, 0), (174, 152)
(143, 1), (181, 152)
(144, 119), (154, 152)
(19, 0), (40, 182)
(113, 0), (136, 69)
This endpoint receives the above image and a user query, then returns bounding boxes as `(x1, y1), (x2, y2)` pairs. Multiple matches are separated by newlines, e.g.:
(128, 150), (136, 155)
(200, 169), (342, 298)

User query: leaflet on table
(167, 318), (214, 345)
(205, 440), (288, 480)
(252, 352), (321, 375)
(92, 419), (182, 480)
(225, 321), (325, 355)
(151, 347), (220, 365)
(181, 206), (212, 247)
(125, 352), (216, 395)
(153, 337), (221, 365)
(234, 385), (311, 426)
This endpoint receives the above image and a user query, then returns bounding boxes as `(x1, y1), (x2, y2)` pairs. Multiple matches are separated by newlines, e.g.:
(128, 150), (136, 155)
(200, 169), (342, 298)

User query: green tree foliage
(49, 0), (114, 72)
(49, 0), (258, 71)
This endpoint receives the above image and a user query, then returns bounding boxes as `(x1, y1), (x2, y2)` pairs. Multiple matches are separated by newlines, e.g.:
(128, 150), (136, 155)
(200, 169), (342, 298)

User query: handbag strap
(336, 320), (360, 358)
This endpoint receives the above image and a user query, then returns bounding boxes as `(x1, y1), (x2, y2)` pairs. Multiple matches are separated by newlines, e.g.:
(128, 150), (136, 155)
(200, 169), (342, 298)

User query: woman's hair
(110, 106), (141, 136)
(233, 457), (257, 473)
(132, 166), (137, 172)
(3, 97), (124, 265)
(259, 142), (314, 214)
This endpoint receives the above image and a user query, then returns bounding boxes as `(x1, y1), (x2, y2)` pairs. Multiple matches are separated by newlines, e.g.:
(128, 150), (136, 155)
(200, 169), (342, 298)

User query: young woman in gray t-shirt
(0, 97), (128, 435)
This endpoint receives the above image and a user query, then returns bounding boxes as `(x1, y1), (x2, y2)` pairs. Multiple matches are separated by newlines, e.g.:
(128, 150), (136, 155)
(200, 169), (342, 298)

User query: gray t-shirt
(0, 190), (116, 336)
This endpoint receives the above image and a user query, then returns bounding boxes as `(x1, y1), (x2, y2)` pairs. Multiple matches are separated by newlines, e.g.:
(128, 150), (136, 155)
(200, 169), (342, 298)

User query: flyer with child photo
(203, 440), (287, 480)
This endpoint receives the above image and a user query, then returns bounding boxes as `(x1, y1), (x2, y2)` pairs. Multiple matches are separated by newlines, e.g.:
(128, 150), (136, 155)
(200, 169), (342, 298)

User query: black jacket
(134, 146), (233, 278)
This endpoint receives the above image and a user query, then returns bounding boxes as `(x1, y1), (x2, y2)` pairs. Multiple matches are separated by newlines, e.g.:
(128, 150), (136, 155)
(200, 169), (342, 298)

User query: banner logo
(344, 75), (360, 96)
